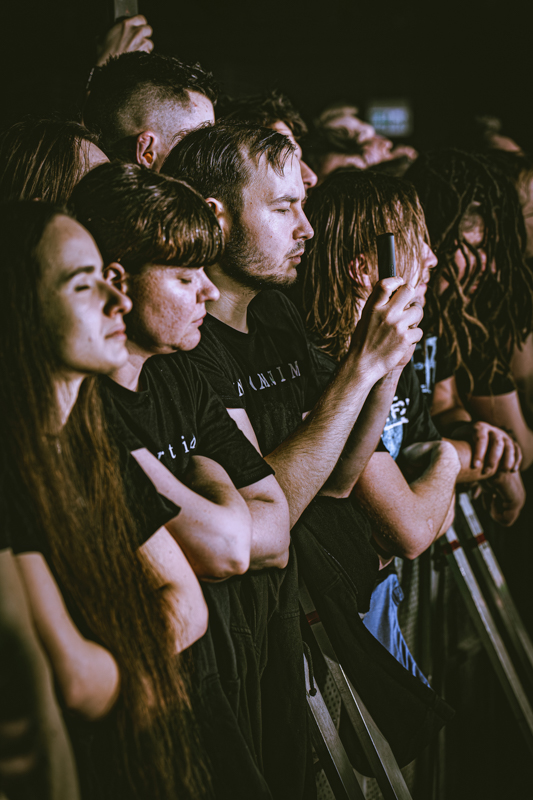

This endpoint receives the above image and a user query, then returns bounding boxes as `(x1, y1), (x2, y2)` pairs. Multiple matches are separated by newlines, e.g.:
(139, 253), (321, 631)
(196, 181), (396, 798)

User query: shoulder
(251, 290), (306, 330)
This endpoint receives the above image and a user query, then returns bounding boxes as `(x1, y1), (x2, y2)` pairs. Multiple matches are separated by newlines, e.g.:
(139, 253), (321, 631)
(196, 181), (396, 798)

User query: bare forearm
(354, 447), (459, 560)
(132, 450), (252, 578)
(321, 370), (401, 498)
(265, 353), (377, 526)
(445, 438), (491, 483)
(245, 495), (290, 571)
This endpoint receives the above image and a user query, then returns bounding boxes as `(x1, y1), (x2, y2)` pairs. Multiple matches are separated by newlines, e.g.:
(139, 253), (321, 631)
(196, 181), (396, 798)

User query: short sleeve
(306, 343), (337, 410)
(0, 474), (46, 556)
(192, 365), (275, 488)
(401, 363), (441, 450)
(119, 444), (181, 547)
(189, 325), (246, 409)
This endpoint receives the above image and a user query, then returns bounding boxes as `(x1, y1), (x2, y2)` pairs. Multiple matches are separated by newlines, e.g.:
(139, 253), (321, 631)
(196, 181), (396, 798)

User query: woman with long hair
(0, 117), (108, 204)
(0, 202), (210, 799)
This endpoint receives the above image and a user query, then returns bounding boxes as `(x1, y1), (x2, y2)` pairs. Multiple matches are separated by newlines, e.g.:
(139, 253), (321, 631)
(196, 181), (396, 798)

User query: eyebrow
(269, 194), (300, 205)
(61, 265), (96, 284)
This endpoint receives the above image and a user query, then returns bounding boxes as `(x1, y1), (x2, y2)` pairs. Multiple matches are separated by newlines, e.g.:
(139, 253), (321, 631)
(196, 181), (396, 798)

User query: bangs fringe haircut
(71, 162), (223, 274)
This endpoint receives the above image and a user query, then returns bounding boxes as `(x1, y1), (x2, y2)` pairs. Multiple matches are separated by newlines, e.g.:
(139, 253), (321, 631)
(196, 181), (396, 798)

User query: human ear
(136, 131), (157, 169)
(104, 262), (128, 293)
(348, 255), (373, 290)
(206, 197), (231, 239)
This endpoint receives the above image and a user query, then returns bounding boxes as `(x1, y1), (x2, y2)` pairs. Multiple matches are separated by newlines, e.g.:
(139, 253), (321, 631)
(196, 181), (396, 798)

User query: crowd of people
(1, 13), (532, 800)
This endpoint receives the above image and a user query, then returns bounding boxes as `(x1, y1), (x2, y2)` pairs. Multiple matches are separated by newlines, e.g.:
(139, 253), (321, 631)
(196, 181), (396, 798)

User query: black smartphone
(377, 233), (396, 280)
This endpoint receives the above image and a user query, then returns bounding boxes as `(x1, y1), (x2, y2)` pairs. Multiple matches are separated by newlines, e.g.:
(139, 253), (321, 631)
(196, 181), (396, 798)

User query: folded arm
(352, 443), (460, 560)
(15, 553), (120, 722)
(131, 450), (252, 580)
(138, 528), (208, 651)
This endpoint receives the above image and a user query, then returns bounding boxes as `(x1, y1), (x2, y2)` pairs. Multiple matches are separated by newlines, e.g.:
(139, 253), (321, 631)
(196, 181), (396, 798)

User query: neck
(54, 375), (84, 429)
(206, 263), (258, 333)
(109, 341), (151, 392)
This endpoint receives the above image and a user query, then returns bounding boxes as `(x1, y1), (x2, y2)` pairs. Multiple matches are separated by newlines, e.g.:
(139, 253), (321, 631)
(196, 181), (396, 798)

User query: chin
(179, 331), (203, 352)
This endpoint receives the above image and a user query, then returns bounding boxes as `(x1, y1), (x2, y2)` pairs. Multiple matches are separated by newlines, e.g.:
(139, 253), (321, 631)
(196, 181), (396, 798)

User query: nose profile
(301, 160), (318, 191)
(200, 270), (220, 302)
(104, 280), (132, 315)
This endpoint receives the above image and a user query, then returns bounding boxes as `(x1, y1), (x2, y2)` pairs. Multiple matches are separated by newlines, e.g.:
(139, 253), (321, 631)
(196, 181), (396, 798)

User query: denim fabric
(362, 573), (430, 687)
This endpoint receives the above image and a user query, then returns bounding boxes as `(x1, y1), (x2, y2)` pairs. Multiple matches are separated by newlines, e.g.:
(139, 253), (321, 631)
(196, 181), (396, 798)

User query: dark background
(2, 0), (532, 152)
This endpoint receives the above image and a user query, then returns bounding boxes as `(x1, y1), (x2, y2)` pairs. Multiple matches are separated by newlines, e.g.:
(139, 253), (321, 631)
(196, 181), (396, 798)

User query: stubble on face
(218, 213), (302, 291)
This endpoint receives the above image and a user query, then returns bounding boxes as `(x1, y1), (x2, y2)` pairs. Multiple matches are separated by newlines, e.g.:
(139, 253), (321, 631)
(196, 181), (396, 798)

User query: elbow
(201, 547), (251, 580)
(62, 676), (117, 722)
(271, 547), (290, 569)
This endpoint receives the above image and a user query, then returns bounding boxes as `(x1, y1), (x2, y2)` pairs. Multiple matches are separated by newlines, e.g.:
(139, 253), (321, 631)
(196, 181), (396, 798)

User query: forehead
(243, 152), (304, 203)
(459, 204), (485, 244)
(271, 120), (302, 160)
(38, 216), (102, 276)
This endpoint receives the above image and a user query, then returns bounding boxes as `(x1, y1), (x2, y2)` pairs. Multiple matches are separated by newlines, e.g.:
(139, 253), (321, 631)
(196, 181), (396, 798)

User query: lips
(106, 325), (127, 339)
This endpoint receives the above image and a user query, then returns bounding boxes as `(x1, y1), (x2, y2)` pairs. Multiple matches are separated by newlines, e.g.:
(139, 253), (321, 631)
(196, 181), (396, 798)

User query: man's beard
(218, 215), (302, 291)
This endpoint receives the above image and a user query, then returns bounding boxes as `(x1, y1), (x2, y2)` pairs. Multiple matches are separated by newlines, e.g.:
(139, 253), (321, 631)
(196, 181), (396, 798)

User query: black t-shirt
(188, 290), (386, 460)
(186, 291), (332, 454)
(101, 351), (273, 488)
(381, 361), (441, 461)
(1, 444), (180, 642)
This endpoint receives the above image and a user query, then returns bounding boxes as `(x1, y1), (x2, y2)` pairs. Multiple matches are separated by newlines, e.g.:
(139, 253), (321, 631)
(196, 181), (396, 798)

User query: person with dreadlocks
(300, 168), (524, 532)
(298, 166), (525, 694)
(407, 149), (533, 473)
(486, 150), (533, 422)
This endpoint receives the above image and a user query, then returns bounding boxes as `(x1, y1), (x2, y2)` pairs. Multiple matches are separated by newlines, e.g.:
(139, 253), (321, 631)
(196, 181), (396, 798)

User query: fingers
(370, 277), (405, 307)
(482, 430), (505, 474)
(513, 441), (523, 472)
(128, 23), (154, 52)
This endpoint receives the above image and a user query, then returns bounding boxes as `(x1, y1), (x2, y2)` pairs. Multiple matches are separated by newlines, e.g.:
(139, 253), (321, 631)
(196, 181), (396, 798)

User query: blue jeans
(362, 573), (430, 687)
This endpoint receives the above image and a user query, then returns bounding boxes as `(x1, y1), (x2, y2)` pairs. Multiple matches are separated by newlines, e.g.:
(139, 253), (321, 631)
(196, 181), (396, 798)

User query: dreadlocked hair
(300, 168), (429, 361)
(0, 202), (209, 800)
(407, 149), (533, 393)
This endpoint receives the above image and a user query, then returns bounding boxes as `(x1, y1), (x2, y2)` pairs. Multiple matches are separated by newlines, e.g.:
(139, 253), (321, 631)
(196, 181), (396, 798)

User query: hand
(390, 144), (418, 162)
(96, 15), (154, 67)
(350, 278), (424, 379)
(487, 470), (526, 527)
(451, 421), (522, 475)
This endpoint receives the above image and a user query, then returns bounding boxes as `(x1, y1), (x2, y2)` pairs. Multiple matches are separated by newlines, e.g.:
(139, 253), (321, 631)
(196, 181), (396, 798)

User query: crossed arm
(352, 444), (460, 561)
(132, 449), (290, 575)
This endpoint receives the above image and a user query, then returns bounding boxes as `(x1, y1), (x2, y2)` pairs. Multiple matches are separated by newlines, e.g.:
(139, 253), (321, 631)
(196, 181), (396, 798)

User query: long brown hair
(301, 169), (429, 360)
(0, 202), (209, 799)
(0, 118), (102, 204)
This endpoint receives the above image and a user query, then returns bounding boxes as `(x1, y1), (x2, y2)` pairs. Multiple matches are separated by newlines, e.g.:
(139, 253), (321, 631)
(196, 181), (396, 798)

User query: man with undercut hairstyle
(219, 89), (318, 192)
(163, 122), (455, 768)
(83, 52), (217, 170)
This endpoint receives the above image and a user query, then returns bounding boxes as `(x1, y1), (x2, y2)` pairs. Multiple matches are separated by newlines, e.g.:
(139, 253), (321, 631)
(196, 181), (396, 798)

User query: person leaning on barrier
(301, 168), (524, 540)
(83, 51), (217, 170)
(71, 163), (300, 800)
(163, 121), (456, 773)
